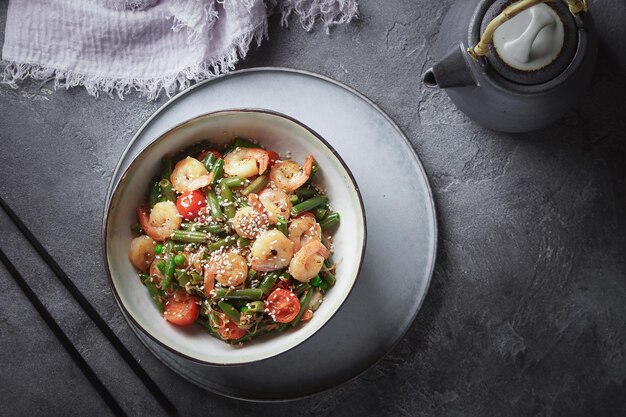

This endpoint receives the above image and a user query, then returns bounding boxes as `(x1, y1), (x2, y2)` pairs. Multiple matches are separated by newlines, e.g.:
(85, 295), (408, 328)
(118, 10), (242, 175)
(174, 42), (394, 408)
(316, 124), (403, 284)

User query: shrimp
(206, 252), (248, 287)
(270, 155), (314, 192)
(223, 147), (269, 178)
(288, 215), (321, 252)
(288, 240), (329, 282)
(136, 201), (182, 242)
(258, 188), (292, 223)
(170, 156), (213, 193)
(128, 235), (157, 272)
(251, 229), (295, 271)
(232, 194), (270, 238)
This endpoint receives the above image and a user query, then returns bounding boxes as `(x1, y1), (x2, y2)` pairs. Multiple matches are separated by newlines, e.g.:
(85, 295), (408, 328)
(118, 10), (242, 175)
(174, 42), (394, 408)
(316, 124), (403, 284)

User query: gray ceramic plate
(105, 67), (436, 401)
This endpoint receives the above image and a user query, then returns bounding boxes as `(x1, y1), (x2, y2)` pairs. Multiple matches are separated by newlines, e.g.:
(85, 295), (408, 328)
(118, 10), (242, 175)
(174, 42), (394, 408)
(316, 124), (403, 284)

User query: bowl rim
(102, 108), (367, 366)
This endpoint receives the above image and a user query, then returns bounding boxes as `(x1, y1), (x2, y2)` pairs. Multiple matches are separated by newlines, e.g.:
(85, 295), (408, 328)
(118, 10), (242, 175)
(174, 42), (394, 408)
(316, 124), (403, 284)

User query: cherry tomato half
(265, 288), (300, 323)
(197, 149), (222, 161)
(163, 294), (199, 326)
(267, 150), (280, 168)
(217, 314), (247, 340)
(176, 190), (206, 220)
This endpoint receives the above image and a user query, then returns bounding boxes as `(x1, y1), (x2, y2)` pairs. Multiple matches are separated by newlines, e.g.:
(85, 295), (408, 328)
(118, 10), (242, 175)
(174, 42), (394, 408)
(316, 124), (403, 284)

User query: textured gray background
(1, 1), (625, 416)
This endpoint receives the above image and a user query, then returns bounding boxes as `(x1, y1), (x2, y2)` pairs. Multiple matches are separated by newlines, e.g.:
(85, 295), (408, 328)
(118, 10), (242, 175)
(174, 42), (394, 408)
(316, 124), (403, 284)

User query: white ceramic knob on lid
(478, 0), (579, 85)
(493, 3), (564, 71)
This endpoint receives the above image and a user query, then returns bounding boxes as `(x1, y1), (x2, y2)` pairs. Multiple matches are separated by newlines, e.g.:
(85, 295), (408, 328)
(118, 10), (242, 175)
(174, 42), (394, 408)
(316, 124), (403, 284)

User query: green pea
(319, 281), (329, 291)
(310, 275), (322, 287)
(240, 306), (249, 313)
(154, 243), (164, 255)
(174, 253), (186, 266)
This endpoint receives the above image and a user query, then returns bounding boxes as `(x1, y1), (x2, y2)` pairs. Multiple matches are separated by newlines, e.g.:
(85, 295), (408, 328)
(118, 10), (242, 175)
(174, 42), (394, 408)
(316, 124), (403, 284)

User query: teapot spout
(422, 44), (476, 89)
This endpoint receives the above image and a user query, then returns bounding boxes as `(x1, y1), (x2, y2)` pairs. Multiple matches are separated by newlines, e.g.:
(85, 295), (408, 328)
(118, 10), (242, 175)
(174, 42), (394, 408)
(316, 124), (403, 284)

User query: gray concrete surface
(1, 1), (625, 416)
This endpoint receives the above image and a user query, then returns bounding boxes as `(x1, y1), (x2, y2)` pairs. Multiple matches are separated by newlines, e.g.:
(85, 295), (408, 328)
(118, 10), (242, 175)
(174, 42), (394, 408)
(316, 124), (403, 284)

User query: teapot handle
(467, 0), (588, 60)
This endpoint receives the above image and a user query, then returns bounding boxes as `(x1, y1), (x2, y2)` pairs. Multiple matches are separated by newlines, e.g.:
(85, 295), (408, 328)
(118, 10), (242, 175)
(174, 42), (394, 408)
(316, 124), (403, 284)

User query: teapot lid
(481, 0), (578, 85)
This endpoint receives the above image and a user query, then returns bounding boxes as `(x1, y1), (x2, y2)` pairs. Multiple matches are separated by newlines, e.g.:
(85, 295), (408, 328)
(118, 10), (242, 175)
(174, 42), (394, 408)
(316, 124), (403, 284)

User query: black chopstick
(0, 197), (178, 417)
(0, 247), (128, 417)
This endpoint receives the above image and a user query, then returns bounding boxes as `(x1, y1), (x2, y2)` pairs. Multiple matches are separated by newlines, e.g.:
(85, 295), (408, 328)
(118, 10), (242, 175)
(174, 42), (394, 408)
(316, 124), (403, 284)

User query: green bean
(320, 212), (340, 230)
(322, 270), (336, 287)
(276, 323), (290, 332)
(276, 216), (288, 236)
(319, 281), (329, 291)
(294, 282), (311, 296)
(156, 260), (166, 274)
(304, 161), (319, 186)
(161, 158), (172, 180)
(219, 185), (236, 219)
(208, 235), (237, 252)
(311, 161), (320, 175)
(245, 269), (257, 287)
(130, 223), (143, 235)
(234, 137), (257, 148)
(190, 272), (203, 284)
(207, 191), (223, 219)
(141, 274), (164, 313)
(211, 158), (224, 186)
(289, 194), (300, 204)
(295, 188), (316, 199)
(171, 230), (209, 243)
(148, 181), (160, 208)
(218, 301), (240, 323)
(175, 269), (190, 287)
(158, 179), (176, 202)
(212, 288), (264, 301)
(181, 222), (226, 234)
(258, 271), (280, 294)
(208, 312), (220, 328)
(220, 176), (248, 188)
(246, 301), (265, 312)
(161, 256), (175, 290)
(202, 152), (216, 171)
(291, 289), (314, 326)
(320, 233), (334, 266)
(172, 243), (186, 252)
(315, 207), (328, 221)
(290, 196), (328, 217)
(230, 300), (249, 310)
(236, 237), (252, 248)
(241, 175), (268, 196)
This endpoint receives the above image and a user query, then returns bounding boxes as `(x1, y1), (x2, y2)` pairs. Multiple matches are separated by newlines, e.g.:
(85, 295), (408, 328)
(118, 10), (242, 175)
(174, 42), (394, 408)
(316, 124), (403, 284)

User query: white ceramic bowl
(104, 109), (366, 366)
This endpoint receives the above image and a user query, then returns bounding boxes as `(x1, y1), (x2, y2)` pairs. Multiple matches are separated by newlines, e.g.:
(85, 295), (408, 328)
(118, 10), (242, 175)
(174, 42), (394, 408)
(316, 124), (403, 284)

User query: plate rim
(102, 66), (438, 401)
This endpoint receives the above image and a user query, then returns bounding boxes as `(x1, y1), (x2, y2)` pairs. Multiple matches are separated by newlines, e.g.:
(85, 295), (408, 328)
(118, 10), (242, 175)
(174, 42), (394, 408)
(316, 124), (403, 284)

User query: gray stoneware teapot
(423, 0), (596, 132)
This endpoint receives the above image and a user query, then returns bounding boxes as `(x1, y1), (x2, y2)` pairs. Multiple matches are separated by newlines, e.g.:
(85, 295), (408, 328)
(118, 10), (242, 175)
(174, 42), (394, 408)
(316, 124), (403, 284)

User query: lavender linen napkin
(1, 0), (357, 99)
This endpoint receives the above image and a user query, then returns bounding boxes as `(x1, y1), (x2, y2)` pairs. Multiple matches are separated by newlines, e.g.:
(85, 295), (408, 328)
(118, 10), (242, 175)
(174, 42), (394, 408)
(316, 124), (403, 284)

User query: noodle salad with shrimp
(128, 137), (340, 344)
